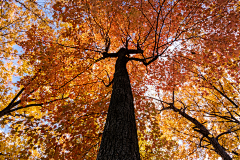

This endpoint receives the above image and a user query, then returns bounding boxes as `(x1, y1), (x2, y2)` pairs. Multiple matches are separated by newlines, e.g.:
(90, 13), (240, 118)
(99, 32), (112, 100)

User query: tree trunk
(97, 48), (141, 160)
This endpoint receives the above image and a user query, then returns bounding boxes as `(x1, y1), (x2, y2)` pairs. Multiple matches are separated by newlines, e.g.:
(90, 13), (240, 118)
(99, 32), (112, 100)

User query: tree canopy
(0, 0), (239, 159)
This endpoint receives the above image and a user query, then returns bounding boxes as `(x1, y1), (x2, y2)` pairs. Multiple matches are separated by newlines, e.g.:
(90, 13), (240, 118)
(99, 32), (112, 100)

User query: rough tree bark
(97, 48), (141, 160)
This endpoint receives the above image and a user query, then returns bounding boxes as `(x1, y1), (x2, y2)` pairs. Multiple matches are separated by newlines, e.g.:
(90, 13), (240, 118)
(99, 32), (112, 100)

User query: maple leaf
(1, 0), (239, 159)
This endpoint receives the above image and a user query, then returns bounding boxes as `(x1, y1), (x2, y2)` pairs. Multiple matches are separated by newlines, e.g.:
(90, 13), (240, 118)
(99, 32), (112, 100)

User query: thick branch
(5, 97), (69, 116)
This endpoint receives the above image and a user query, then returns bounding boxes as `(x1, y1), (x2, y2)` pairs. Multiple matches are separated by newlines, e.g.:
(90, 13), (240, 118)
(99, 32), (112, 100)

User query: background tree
(154, 58), (240, 159)
(0, 0), (56, 158)
(0, 0), (52, 117)
(0, 0), (239, 159)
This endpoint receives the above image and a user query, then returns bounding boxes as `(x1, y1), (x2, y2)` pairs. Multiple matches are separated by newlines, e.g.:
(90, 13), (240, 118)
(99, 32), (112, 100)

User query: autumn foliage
(0, 0), (239, 159)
